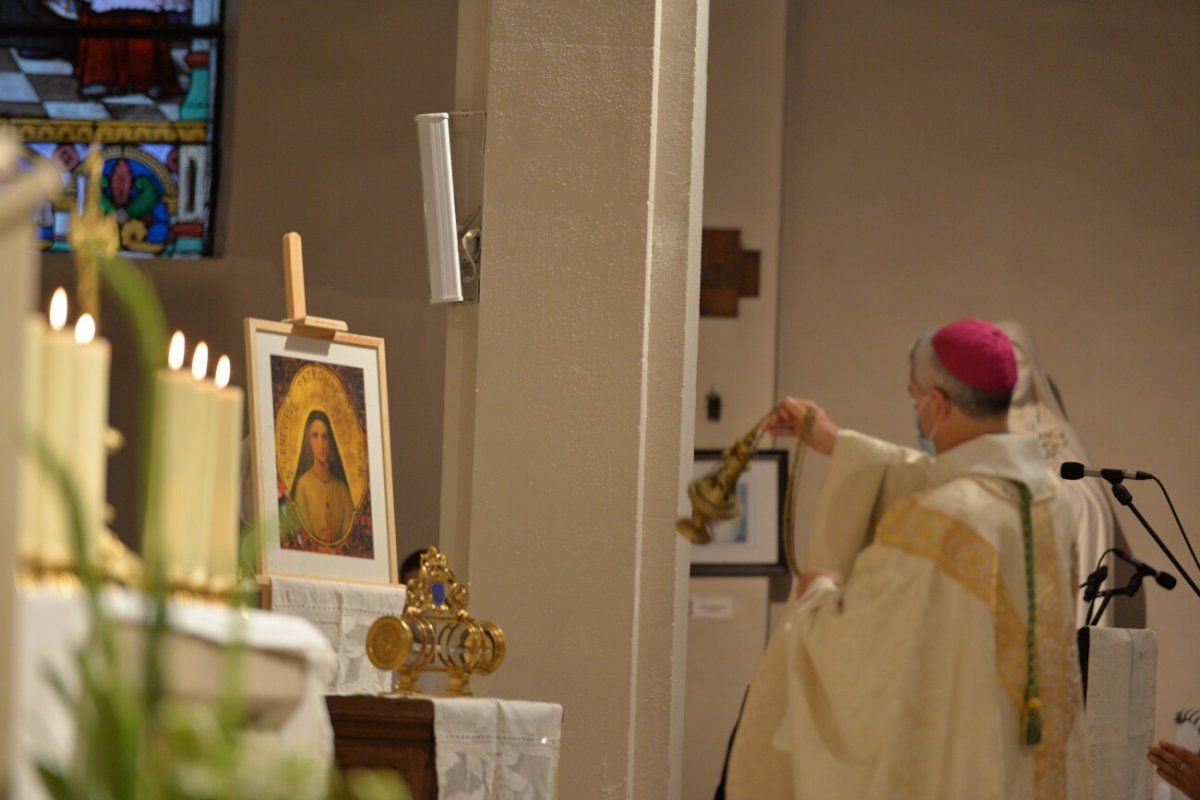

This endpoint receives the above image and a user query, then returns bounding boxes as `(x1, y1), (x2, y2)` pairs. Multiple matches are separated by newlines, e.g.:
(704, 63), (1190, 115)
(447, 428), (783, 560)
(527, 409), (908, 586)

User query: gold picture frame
(245, 318), (398, 598)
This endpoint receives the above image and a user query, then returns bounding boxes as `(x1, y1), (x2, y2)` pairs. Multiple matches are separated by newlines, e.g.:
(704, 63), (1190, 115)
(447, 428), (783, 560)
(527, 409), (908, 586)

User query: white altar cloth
(10, 584), (336, 800)
(432, 697), (563, 800)
(269, 575), (407, 695)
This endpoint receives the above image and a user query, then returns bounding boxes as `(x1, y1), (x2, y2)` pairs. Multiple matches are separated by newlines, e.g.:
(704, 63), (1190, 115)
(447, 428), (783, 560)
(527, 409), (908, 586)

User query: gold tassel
(1023, 695), (1043, 746)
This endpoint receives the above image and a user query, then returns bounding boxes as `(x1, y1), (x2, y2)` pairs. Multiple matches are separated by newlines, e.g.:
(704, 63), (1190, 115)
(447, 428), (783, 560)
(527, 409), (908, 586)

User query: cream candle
(208, 355), (244, 594)
(146, 331), (198, 585)
(39, 288), (76, 567)
(73, 313), (110, 564)
(185, 341), (219, 589)
(18, 315), (45, 565)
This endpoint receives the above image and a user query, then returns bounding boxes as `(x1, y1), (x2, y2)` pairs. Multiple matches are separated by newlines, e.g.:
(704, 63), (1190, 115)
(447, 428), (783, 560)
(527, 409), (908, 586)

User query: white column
(631, 2), (708, 794)
(441, 0), (706, 795)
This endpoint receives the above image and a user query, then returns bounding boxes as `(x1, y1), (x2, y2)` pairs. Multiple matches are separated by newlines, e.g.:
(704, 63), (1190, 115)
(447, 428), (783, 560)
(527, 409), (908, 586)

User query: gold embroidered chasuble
(727, 430), (1091, 799)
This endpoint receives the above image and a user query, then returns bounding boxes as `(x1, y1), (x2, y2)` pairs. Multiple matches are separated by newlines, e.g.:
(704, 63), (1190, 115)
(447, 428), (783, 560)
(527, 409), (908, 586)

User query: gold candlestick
(68, 145), (119, 326)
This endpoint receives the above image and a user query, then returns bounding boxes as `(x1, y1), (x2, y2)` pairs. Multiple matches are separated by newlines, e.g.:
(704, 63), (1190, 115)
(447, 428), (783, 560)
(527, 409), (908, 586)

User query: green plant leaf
(35, 763), (73, 800)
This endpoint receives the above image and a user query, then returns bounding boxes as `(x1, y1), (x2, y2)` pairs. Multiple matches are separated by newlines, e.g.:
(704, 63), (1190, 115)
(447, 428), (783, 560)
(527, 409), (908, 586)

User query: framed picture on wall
(245, 319), (398, 591)
(689, 449), (787, 576)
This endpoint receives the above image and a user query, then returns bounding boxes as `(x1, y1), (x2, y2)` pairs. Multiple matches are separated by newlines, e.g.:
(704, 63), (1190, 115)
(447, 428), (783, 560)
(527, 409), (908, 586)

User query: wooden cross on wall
(700, 227), (760, 317)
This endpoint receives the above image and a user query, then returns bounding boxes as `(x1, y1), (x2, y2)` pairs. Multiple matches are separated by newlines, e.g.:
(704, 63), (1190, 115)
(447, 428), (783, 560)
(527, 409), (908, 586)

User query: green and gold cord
(1014, 481), (1042, 746)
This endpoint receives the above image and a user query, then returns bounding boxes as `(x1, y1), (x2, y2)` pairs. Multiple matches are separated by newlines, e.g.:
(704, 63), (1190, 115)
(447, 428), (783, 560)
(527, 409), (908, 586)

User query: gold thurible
(676, 403), (815, 577)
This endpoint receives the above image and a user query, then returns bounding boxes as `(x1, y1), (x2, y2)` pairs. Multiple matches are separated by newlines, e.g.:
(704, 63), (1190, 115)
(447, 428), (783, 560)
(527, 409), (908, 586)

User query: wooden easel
(281, 231), (348, 332)
(249, 231), (400, 607)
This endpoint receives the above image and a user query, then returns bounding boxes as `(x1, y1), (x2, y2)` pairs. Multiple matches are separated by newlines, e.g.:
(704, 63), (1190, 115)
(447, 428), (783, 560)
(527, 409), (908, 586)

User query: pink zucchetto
(931, 319), (1017, 393)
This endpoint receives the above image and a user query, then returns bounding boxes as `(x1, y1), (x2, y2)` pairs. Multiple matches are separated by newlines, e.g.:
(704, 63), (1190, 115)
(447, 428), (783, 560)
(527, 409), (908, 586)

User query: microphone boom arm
(1108, 481), (1200, 602)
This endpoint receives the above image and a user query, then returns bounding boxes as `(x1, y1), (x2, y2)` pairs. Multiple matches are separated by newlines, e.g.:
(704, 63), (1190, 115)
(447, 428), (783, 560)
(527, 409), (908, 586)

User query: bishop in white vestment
(726, 319), (1091, 799)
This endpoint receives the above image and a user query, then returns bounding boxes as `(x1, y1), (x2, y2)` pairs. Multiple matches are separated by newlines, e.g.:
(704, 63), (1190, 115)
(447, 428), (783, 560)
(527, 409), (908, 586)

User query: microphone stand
(1107, 479), (1200, 601)
(1086, 572), (1143, 627)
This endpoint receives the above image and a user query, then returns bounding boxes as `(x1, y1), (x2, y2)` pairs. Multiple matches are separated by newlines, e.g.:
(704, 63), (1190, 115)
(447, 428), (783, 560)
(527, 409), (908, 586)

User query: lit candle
(18, 313), (45, 565)
(146, 331), (196, 586)
(39, 288), (76, 567)
(208, 355), (244, 594)
(73, 313), (111, 563)
(185, 341), (219, 589)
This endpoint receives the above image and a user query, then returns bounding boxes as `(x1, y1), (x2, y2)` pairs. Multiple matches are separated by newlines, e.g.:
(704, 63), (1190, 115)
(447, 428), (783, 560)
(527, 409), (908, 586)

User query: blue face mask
(912, 393), (939, 456)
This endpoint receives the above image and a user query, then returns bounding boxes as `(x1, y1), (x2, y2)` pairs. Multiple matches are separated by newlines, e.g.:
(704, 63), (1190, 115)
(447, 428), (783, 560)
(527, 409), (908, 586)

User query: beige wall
(38, 1), (459, 562)
(694, 0), (787, 449)
(683, 577), (770, 799)
(684, 1), (787, 796)
(776, 0), (1200, 742)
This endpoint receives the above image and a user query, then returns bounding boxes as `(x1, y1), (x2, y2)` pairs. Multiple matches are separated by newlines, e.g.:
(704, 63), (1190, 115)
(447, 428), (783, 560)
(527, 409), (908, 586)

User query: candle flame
(168, 331), (185, 371)
(74, 313), (96, 345)
(191, 341), (209, 381)
(49, 288), (68, 331)
(215, 355), (231, 389)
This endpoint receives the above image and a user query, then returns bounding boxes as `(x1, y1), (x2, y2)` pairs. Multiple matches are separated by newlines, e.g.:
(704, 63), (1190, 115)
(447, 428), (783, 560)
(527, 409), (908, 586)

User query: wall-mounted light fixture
(416, 111), (485, 305)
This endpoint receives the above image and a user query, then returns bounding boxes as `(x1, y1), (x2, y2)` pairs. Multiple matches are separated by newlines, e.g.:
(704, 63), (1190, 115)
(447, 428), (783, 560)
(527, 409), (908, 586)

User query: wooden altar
(326, 695), (438, 799)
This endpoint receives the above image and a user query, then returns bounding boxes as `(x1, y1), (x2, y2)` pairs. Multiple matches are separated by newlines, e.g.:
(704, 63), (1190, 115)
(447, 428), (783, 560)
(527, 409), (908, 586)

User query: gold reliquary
(366, 547), (505, 697)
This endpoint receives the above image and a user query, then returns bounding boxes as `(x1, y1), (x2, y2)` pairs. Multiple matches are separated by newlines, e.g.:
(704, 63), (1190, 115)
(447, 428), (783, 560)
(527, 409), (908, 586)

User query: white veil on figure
(998, 321), (1120, 627)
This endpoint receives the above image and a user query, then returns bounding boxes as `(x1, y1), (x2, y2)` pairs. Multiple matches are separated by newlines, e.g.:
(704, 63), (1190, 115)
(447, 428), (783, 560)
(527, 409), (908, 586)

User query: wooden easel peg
(281, 231), (348, 332)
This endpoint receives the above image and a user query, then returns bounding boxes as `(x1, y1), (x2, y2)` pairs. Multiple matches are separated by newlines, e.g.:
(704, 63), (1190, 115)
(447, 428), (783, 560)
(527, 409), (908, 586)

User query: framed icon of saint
(245, 318), (397, 587)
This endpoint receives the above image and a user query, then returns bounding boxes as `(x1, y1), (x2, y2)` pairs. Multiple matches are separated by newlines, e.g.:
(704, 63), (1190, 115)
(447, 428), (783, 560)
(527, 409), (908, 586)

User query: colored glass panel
(0, 2), (222, 258)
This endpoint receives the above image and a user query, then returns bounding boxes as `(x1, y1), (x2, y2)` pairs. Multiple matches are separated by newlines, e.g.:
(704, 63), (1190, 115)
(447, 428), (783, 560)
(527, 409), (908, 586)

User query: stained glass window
(0, 0), (223, 257)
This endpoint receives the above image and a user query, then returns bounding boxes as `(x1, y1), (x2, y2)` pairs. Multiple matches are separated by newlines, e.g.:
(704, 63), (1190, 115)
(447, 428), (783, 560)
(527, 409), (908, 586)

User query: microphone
(1081, 564), (1108, 602)
(1113, 549), (1177, 590)
(1060, 462), (1153, 482)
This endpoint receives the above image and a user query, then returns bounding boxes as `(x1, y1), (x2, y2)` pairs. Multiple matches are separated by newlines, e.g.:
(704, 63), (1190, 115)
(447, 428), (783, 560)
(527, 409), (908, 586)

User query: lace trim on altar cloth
(269, 576), (407, 695)
(433, 697), (563, 800)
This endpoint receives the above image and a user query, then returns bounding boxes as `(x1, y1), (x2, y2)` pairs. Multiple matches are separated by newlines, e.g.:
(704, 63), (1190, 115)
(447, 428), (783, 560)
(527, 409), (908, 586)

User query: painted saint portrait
(291, 410), (355, 542)
(271, 356), (374, 559)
